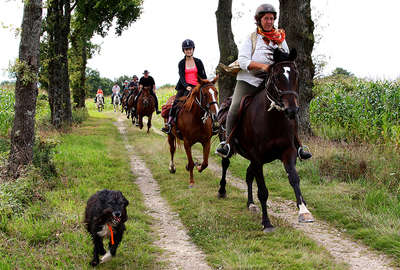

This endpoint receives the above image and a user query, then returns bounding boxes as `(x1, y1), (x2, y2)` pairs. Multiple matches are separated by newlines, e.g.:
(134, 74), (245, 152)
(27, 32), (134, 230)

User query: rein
(264, 61), (299, 112)
(194, 84), (218, 124)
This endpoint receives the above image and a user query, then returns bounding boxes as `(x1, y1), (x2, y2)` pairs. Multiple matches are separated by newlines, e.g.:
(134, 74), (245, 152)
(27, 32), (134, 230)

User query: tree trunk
(215, 0), (238, 103)
(70, 31), (87, 109)
(278, 0), (315, 135)
(8, 0), (43, 178)
(47, 0), (72, 128)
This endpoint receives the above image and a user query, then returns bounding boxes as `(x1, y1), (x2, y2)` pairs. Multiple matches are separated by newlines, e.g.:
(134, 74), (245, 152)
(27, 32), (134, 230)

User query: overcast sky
(1, 0), (399, 87)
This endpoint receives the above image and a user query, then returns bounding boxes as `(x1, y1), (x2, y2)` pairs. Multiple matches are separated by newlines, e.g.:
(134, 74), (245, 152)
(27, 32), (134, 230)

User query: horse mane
(182, 83), (202, 112)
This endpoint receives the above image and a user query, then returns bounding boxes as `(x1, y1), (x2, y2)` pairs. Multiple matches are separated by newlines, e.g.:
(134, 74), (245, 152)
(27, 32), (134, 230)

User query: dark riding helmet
(255, 3), (277, 23)
(182, 39), (195, 52)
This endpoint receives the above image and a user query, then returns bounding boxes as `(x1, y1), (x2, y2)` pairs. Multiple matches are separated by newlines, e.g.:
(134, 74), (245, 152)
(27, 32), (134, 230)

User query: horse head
(141, 86), (152, 106)
(198, 76), (219, 123)
(266, 50), (299, 119)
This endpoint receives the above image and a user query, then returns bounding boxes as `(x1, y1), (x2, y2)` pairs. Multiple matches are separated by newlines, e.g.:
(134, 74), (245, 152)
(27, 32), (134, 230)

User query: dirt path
(115, 116), (211, 270)
(200, 155), (396, 270)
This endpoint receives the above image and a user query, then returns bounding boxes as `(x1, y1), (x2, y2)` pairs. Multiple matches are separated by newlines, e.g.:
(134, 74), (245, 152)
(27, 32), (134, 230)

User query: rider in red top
(161, 39), (207, 134)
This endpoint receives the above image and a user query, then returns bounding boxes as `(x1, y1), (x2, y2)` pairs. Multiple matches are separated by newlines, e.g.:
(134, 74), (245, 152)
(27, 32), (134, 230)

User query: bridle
(264, 61), (299, 112)
(194, 83), (219, 124)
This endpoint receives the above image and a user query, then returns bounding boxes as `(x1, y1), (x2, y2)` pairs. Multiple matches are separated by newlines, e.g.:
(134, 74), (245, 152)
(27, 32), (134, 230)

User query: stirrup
(215, 141), (230, 158)
(298, 145), (312, 161)
(161, 123), (171, 134)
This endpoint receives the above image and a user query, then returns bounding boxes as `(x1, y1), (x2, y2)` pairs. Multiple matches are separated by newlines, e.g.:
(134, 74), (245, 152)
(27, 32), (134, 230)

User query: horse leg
(282, 150), (314, 223)
(139, 115), (143, 129)
(147, 115), (152, 133)
(168, 134), (176, 173)
(246, 164), (258, 213)
(183, 140), (195, 187)
(218, 157), (230, 198)
(252, 162), (274, 232)
(197, 141), (210, 172)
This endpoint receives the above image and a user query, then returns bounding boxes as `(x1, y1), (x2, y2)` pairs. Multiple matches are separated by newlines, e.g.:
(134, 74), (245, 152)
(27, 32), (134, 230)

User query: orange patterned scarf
(257, 26), (286, 45)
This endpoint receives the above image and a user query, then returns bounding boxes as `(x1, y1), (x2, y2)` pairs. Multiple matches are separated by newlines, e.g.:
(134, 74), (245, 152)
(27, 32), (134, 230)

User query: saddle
(217, 95), (254, 142)
(161, 95), (187, 121)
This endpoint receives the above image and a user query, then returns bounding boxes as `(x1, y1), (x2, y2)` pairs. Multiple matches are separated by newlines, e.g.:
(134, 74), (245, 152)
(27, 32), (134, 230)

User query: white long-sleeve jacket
(237, 32), (289, 87)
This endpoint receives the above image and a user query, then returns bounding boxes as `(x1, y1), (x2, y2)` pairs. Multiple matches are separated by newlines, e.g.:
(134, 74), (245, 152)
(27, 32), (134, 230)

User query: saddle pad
(161, 95), (175, 118)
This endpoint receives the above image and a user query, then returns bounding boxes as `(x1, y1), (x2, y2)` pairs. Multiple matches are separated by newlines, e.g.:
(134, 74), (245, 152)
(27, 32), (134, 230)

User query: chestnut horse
(166, 77), (219, 187)
(136, 86), (155, 133)
(217, 58), (314, 232)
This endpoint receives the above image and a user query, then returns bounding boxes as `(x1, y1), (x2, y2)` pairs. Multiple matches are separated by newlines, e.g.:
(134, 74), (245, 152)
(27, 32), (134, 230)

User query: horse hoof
(248, 203), (259, 213)
(188, 184), (194, 189)
(263, 226), (275, 233)
(298, 212), (314, 223)
(169, 167), (176, 174)
(218, 192), (226, 199)
(185, 165), (189, 171)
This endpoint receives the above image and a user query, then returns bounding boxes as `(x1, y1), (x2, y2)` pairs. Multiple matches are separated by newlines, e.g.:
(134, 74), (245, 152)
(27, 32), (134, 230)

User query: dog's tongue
(112, 216), (121, 224)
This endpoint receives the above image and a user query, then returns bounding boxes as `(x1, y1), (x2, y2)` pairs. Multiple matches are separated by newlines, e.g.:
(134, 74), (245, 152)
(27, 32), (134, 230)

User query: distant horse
(126, 87), (139, 120)
(164, 77), (219, 187)
(121, 88), (130, 113)
(96, 94), (104, 112)
(217, 54), (314, 232)
(136, 86), (155, 133)
(113, 94), (121, 112)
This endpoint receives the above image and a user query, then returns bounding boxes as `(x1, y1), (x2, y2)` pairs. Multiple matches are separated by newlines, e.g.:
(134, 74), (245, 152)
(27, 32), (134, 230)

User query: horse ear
(211, 75), (219, 84)
(197, 76), (206, 85)
(289, 48), (297, 61)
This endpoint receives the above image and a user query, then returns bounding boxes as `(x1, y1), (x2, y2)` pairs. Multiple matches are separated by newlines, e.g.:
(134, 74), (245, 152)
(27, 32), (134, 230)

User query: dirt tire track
(115, 116), (211, 270)
(201, 154), (396, 270)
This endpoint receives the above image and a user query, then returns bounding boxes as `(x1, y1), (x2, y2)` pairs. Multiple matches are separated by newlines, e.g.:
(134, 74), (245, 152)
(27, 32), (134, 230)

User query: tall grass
(310, 76), (400, 146)
(0, 87), (15, 136)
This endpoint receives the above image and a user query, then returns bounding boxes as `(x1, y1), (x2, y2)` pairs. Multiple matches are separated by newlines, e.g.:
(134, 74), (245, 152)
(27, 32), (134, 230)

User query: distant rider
(133, 70), (161, 115)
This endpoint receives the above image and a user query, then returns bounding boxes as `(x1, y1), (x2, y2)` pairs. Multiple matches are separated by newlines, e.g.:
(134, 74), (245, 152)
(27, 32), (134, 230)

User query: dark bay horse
(125, 86), (139, 119)
(136, 86), (155, 133)
(121, 88), (130, 113)
(217, 59), (314, 232)
(165, 77), (219, 187)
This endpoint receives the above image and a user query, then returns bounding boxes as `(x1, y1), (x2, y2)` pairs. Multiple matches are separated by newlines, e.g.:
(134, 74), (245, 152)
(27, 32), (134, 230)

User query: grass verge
(0, 112), (161, 269)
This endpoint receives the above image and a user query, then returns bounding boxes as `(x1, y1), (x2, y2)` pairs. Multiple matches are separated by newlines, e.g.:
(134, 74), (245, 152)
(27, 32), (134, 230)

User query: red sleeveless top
(185, 65), (198, 86)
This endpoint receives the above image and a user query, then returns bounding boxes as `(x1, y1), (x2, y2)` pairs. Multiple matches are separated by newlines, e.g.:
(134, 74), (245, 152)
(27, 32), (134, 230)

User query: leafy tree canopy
(332, 67), (353, 77)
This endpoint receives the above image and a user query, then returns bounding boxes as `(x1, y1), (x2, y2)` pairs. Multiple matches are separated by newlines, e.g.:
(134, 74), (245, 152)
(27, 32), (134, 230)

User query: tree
(45, 0), (73, 128)
(215, 0), (238, 103)
(70, 0), (143, 108)
(331, 67), (353, 77)
(8, 0), (42, 178)
(279, 0), (315, 135)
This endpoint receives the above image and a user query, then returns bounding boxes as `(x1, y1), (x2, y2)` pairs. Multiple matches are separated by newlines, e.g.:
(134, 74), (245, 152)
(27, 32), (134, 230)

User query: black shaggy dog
(84, 189), (129, 266)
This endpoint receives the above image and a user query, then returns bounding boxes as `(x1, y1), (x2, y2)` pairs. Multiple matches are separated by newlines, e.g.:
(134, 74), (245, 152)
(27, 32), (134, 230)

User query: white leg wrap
(100, 250), (112, 264)
(299, 203), (310, 214)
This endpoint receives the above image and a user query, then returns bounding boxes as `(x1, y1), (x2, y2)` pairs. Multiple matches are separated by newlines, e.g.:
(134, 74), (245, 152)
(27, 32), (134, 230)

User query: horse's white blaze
(283, 67), (291, 80)
(208, 89), (219, 114)
(298, 203), (311, 214)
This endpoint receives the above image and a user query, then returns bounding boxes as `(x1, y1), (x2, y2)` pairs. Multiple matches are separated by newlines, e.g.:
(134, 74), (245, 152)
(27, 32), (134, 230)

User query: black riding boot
(161, 106), (175, 134)
(151, 91), (161, 114)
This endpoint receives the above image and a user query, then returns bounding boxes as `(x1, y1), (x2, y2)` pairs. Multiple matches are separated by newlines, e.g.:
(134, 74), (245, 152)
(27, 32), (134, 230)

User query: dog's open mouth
(112, 215), (121, 225)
